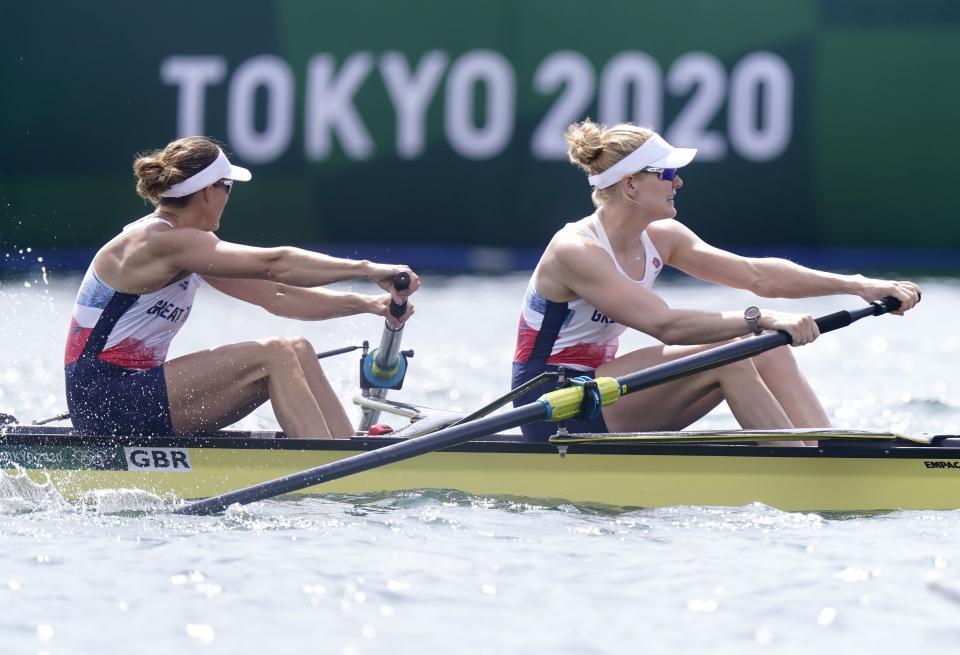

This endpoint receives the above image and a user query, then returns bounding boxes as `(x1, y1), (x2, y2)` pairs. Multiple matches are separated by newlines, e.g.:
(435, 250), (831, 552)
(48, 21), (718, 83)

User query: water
(1, 271), (959, 654)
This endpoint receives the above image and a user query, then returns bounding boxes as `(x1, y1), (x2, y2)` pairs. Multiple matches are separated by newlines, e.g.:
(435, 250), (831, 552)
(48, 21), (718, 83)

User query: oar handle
(389, 272), (411, 319)
(807, 296), (902, 340)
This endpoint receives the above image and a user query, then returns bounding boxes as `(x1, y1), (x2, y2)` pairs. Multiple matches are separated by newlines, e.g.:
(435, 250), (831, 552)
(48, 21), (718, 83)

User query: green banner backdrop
(1, 0), (958, 265)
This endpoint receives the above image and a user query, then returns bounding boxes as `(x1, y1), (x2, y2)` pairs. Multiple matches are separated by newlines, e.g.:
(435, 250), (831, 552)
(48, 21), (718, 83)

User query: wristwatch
(744, 306), (762, 335)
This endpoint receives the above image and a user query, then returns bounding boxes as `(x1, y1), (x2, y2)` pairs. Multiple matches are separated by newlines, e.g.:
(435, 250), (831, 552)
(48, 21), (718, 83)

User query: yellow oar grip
(538, 377), (623, 422)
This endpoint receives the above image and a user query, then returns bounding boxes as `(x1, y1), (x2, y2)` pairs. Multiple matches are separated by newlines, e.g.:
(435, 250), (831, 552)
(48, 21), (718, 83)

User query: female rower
(511, 119), (921, 442)
(64, 136), (418, 439)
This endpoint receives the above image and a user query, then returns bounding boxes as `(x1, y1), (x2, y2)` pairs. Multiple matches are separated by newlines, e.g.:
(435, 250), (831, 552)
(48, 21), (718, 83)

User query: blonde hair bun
(565, 119), (607, 172)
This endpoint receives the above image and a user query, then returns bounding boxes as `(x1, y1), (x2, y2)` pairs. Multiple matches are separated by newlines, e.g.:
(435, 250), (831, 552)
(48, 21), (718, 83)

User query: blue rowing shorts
(65, 361), (175, 436)
(511, 362), (608, 443)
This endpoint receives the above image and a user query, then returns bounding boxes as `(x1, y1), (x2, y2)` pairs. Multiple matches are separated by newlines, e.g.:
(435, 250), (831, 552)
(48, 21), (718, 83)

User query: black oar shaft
(620, 335), (783, 392)
(176, 402), (546, 515)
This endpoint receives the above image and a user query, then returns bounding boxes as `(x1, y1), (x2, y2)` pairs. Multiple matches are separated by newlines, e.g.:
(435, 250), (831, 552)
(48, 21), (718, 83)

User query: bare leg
(290, 338), (354, 436)
(164, 337), (349, 438)
(751, 347), (830, 427)
(598, 343), (793, 432)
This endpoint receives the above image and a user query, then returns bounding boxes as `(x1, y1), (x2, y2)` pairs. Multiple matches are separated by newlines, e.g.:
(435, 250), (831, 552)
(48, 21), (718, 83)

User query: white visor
(159, 148), (252, 198)
(586, 134), (697, 189)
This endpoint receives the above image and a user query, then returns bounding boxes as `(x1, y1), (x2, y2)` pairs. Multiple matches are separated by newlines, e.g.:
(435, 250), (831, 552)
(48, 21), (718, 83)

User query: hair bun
(131, 137), (220, 205)
(133, 154), (175, 204)
(565, 119), (607, 173)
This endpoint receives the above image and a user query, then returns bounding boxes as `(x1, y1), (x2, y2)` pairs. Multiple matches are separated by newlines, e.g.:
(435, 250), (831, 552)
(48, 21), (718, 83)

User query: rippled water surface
(1, 271), (959, 654)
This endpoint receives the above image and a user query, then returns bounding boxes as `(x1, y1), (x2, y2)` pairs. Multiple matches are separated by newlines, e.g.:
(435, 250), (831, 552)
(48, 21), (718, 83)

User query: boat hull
(3, 428), (960, 511)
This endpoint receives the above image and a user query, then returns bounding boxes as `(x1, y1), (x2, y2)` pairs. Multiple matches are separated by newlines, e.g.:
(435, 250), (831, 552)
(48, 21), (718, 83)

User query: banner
(1, 1), (958, 267)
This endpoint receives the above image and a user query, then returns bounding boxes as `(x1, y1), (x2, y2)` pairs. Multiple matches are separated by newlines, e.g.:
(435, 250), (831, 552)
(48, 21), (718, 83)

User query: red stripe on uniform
(64, 320), (93, 365)
(97, 337), (164, 369)
(546, 341), (618, 370)
(512, 316), (541, 363)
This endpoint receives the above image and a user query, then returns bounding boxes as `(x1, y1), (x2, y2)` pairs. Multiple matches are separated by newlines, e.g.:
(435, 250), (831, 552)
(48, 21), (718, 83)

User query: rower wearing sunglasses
(64, 136), (418, 439)
(511, 119), (921, 443)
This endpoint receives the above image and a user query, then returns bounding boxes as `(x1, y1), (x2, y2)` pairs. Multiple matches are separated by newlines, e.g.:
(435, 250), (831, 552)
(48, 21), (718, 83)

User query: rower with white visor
(511, 119), (922, 443)
(64, 136), (419, 438)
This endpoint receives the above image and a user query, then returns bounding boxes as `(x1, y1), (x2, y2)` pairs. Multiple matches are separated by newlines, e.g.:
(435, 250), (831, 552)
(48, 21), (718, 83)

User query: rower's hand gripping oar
(176, 296), (905, 516)
(358, 273), (412, 431)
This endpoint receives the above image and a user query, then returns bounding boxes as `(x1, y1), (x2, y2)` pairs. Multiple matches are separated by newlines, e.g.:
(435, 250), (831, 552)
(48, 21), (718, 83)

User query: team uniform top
(64, 216), (198, 370)
(512, 213), (664, 373)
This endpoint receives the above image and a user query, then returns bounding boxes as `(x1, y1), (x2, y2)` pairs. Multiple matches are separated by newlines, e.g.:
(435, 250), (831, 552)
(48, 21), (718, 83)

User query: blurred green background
(1, 0), (958, 271)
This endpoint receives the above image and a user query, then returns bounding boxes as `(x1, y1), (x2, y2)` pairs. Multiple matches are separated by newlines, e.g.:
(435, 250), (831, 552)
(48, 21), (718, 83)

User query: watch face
(745, 306), (760, 320)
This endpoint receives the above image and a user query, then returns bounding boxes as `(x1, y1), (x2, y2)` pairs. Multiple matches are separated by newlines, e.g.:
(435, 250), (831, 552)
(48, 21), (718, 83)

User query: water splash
(0, 463), (178, 516)
(0, 465), (70, 514)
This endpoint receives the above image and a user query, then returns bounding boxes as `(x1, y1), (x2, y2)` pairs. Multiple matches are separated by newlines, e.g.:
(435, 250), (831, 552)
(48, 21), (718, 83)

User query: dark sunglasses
(214, 179), (234, 194)
(640, 167), (678, 181)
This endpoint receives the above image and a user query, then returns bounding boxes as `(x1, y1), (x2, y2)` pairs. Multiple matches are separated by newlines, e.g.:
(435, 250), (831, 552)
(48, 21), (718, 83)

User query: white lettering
(160, 56), (227, 137)
(599, 52), (662, 130)
(159, 48), (798, 167)
(444, 50), (515, 159)
(305, 53), (375, 160)
(666, 52), (727, 160)
(531, 51), (595, 160)
(227, 55), (294, 164)
(380, 51), (449, 159)
(728, 52), (793, 161)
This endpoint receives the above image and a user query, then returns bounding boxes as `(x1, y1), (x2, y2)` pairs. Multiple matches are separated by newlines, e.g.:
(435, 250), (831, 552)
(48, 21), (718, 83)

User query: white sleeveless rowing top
(513, 213), (664, 371)
(64, 216), (199, 370)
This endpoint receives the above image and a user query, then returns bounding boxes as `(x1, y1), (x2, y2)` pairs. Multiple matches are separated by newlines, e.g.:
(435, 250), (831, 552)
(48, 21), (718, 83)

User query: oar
(175, 296), (904, 516)
(358, 272), (411, 431)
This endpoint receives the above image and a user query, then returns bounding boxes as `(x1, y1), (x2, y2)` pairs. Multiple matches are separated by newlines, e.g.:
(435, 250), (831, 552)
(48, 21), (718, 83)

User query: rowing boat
(3, 296), (945, 513)
(2, 422), (960, 512)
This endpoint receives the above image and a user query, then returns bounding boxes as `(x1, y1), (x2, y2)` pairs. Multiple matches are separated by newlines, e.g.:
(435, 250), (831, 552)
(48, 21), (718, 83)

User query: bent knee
(255, 336), (304, 364)
(288, 336), (316, 358)
(255, 336), (325, 375)
(752, 344), (799, 374)
(721, 356), (762, 379)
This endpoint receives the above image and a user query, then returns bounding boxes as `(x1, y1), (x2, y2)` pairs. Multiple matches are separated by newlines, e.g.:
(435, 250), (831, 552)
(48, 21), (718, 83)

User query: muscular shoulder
(143, 225), (216, 253)
(533, 225), (613, 301)
(646, 219), (700, 262)
(549, 226), (613, 274)
(94, 226), (199, 292)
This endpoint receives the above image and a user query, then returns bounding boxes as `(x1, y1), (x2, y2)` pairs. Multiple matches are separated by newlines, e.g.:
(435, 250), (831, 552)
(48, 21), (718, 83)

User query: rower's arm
(203, 277), (408, 322)
(651, 220), (864, 298)
(555, 238), (754, 345)
(650, 221), (921, 314)
(152, 228), (411, 290)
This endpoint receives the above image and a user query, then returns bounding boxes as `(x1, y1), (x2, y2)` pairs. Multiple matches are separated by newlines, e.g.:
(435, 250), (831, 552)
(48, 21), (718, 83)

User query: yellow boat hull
(4, 428), (960, 511)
